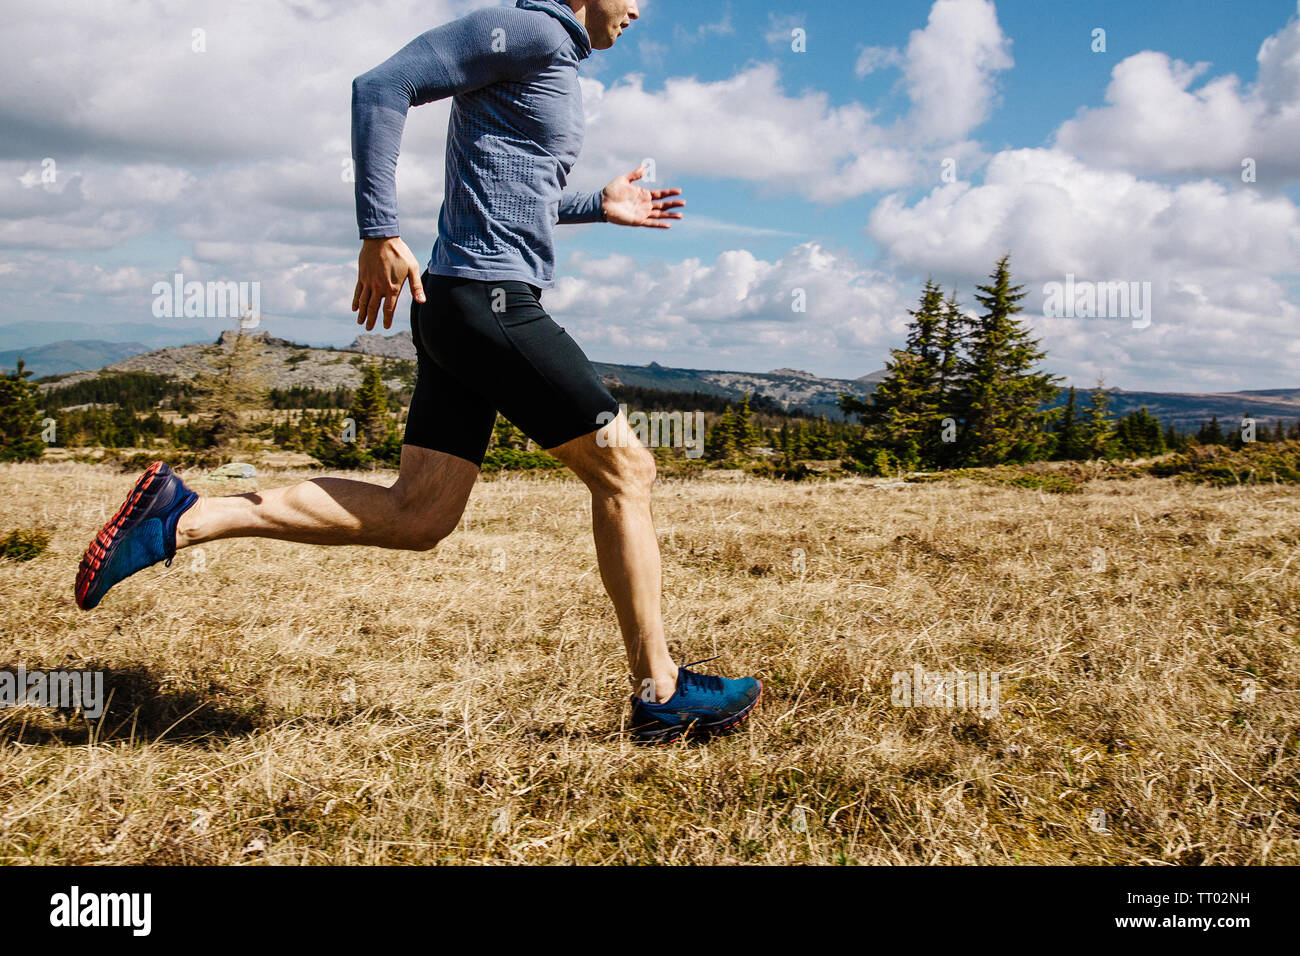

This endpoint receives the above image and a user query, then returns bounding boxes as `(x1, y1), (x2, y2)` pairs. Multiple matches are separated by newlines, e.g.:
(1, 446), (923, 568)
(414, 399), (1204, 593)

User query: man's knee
(602, 445), (656, 500)
(389, 491), (465, 551)
(403, 514), (459, 551)
(387, 447), (478, 550)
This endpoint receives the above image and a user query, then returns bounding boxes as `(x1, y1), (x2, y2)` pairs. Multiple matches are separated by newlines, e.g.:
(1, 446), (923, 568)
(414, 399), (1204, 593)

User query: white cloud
(548, 242), (910, 372)
(900, 0), (1014, 144)
(675, 215), (805, 238)
(848, 0), (1012, 144)
(0, 0), (466, 258)
(0, 0), (473, 163)
(867, 147), (1300, 389)
(673, 11), (733, 45)
(869, 148), (1300, 278)
(1054, 4), (1300, 180)
(763, 13), (806, 52)
(856, 46), (906, 77)
(573, 66), (923, 202)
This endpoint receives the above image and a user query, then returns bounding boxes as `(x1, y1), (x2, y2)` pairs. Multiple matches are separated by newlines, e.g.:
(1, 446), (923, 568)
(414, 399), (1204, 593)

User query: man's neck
(564, 1), (587, 32)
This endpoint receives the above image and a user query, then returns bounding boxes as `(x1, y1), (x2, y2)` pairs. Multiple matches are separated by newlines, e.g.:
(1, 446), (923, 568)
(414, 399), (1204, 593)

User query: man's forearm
(557, 187), (606, 224)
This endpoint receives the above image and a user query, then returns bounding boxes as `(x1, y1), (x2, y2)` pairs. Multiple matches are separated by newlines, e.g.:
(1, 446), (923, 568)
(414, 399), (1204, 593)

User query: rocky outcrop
(350, 330), (417, 360)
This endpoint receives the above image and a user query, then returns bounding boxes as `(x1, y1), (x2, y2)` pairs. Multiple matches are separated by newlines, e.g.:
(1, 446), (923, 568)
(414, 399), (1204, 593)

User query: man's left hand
(600, 165), (685, 228)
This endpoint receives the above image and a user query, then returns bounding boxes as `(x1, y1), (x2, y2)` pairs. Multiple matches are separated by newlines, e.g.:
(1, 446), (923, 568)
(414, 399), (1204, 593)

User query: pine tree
(1081, 378), (1116, 458)
(935, 290), (965, 408)
(806, 415), (844, 459)
(0, 358), (48, 462)
(843, 280), (952, 469)
(733, 394), (761, 456)
(1054, 386), (1083, 460)
(954, 256), (1062, 466)
(1196, 414), (1226, 446)
(1225, 415), (1249, 450)
(1143, 407), (1167, 455)
(293, 410), (323, 453)
(707, 396), (761, 461)
(1163, 423), (1184, 453)
(706, 407), (740, 461)
(871, 447), (894, 477)
(776, 421), (792, 464)
(932, 290), (967, 468)
(789, 420), (809, 460)
(349, 360), (393, 449)
(1114, 406), (1166, 458)
(192, 324), (274, 454)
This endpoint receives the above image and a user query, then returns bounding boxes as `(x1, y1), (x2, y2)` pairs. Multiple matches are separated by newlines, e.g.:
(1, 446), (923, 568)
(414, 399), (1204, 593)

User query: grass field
(1, 460), (1297, 864)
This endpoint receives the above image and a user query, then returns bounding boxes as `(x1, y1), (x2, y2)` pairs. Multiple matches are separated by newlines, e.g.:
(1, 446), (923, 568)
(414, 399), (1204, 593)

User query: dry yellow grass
(1, 460), (1297, 864)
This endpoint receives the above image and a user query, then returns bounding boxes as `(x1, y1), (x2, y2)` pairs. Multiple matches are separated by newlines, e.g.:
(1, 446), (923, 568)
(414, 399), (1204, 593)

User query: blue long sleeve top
(351, 0), (605, 288)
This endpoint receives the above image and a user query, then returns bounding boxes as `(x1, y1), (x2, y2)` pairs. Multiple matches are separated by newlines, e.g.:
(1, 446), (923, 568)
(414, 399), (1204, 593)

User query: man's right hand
(353, 236), (426, 331)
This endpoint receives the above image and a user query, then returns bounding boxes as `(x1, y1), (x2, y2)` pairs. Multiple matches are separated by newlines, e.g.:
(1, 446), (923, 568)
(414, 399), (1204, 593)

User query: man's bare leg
(174, 445), (480, 551)
(170, 429), (678, 698)
(547, 413), (679, 702)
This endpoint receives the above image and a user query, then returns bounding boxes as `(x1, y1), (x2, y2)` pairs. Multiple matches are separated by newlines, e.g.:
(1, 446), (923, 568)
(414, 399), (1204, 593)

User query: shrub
(480, 448), (564, 473)
(0, 527), (51, 561)
(1149, 441), (1300, 486)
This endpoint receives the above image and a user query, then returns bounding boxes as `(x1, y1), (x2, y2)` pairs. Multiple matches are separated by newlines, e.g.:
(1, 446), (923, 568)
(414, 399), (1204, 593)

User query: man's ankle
(634, 666), (679, 704)
(174, 497), (204, 549)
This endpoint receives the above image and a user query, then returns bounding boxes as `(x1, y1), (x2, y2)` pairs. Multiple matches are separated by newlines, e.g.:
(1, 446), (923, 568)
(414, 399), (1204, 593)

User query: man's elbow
(352, 68), (413, 111)
(352, 72), (376, 102)
(353, 65), (397, 102)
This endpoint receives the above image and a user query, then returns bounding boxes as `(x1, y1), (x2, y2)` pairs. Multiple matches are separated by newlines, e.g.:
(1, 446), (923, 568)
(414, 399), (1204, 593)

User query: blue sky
(2, 0), (1299, 391)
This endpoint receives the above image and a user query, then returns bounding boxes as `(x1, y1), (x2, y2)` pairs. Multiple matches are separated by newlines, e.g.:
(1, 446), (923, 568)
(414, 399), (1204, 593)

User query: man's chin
(595, 25), (624, 50)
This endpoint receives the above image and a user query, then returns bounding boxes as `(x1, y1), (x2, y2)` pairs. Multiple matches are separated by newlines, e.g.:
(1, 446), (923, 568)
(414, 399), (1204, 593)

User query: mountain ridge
(1, 339), (153, 378)
(349, 330), (879, 418)
(24, 331), (1300, 431)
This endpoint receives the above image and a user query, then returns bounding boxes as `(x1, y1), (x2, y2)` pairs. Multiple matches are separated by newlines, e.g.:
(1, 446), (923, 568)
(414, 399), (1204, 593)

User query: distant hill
(0, 320), (216, 352)
(351, 331), (881, 419)
(35, 330), (414, 396)
(588, 362), (879, 420)
(35, 329), (880, 420)
(27, 328), (1299, 433)
(1044, 387), (1300, 432)
(1, 339), (152, 378)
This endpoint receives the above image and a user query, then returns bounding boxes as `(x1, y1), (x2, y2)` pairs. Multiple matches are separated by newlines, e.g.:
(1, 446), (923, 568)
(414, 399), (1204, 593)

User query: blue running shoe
(629, 657), (762, 745)
(76, 461), (199, 610)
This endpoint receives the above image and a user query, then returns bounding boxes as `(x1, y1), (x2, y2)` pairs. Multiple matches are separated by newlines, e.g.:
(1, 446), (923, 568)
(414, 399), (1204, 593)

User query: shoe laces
(676, 657), (723, 693)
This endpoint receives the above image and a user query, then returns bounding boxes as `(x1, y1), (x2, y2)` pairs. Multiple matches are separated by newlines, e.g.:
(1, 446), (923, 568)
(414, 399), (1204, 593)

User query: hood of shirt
(515, 0), (592, 59)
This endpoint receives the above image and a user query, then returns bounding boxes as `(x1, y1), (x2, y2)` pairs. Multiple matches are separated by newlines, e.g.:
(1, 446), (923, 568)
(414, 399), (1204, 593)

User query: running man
(76, 0), (761, 744)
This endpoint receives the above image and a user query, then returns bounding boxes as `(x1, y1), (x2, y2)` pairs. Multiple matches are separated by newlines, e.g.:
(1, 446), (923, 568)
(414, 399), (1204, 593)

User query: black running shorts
(402, 272), (620, 466)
